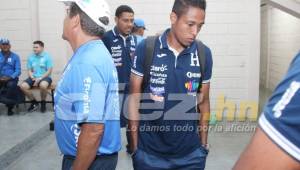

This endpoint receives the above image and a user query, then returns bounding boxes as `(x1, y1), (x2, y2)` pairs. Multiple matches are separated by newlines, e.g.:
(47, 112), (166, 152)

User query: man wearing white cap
(55, 0), (121, 169)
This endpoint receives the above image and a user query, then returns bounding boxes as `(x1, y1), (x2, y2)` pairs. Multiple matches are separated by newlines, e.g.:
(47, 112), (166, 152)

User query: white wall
(107, 0), (261, 115)
(0, 0), (261, 116)
(260, 5), (269, 88)
(260, 6), (300, 90)
(0, 0), (35, 80)
(38, 0), (69, 82)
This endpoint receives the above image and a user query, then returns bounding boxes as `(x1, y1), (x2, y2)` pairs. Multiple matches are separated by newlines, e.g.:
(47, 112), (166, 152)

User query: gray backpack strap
(142, 36), (158, 91)
(196, 40), (206, 85)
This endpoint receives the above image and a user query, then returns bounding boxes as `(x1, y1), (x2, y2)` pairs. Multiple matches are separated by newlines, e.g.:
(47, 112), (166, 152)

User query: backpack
(142, 36), (206, 92)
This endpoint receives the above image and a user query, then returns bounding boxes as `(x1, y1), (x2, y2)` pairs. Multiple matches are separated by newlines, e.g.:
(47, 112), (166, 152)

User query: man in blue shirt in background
(234, 52), (300, 169)
(55, 0), (120, 169)
(129, 0), (213, 169)
(0, 38), (21, 116)
(20, 40), (53, 113)
(132, 19), (146, 45)
(102, 5), (137, 154)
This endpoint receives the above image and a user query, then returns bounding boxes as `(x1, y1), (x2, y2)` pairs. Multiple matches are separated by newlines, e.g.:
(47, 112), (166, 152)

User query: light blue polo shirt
(27, 51), (53, 78)
(54, 40), (121, 156)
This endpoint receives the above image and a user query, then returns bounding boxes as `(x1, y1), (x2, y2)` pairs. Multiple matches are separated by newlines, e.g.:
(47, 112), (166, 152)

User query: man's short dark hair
(172, 0), (206, 18)
(115, 5), (134, 17)
(33, 40), (44, 47)
(68, 3), (107, 37)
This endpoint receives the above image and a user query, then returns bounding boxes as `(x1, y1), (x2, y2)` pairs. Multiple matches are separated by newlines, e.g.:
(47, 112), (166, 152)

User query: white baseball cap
(58, 0), (110, 29)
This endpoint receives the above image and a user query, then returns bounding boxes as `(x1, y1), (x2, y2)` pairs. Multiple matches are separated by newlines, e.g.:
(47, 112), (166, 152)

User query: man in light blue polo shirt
(20, 40), (53, 113)
(55, 0), (120, 169)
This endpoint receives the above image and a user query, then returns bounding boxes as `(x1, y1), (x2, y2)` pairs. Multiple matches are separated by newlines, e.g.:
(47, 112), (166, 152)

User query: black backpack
(142, 36), (206, 91)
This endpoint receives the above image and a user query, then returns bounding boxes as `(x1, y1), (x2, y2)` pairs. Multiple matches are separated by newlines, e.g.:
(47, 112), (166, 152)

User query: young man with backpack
(128, 0), (213, 169)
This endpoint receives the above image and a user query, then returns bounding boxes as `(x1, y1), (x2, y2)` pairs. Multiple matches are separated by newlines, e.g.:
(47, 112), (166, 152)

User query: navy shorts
(62, 154), (118, 170)
(24, 77), (52, 88)
(132, 146), (209, 170)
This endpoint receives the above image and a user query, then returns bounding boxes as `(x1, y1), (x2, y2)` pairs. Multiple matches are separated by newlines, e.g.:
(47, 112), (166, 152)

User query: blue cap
(1, 38), (10, 45)
(134, 19), (146, 29)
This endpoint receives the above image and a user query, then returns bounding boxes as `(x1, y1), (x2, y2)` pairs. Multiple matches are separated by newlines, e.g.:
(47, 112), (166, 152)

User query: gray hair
(68, 3), (109, 37)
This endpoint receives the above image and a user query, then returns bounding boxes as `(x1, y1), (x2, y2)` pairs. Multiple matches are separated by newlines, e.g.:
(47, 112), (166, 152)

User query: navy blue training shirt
(102, 27), (137, 85)
(259, 52), (300, 162)
(131, 29), (213, 158)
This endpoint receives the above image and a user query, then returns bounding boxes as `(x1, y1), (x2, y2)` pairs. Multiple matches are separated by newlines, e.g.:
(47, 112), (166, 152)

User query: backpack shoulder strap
(196, 40), (206, 85)
(142, 36), (158, 91)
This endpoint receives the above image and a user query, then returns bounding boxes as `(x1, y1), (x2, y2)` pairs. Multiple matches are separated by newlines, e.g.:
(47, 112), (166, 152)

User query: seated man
(20, 40), (53, 113)
(0, 38), (21, 115)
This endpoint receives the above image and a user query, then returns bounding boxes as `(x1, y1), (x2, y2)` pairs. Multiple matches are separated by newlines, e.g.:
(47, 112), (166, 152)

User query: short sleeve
(101, 33), (111, 53)
(67, 64), (109, 124)
(46, 55), (53, 69)
(202, 46), (213, 84)
(259, 54), (300, 161)
(131, 39), (146, 77)
(27, 56), (33, 69)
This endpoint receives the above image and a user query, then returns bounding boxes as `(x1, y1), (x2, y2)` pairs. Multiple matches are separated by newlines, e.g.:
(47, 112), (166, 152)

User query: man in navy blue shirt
(55, 0), (120, 169)
(234, 52), (300, 170)
(129, 0), (213, 169)
(102, 5), (137, 153)
(0, 38), (21, 116)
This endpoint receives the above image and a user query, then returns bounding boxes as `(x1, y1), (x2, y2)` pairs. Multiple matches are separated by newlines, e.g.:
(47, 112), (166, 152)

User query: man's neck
(1, 51), (10, 57)
(167, 30), (185, 54)
(70, 35), (99, 52)
(116, 27), (129, 38)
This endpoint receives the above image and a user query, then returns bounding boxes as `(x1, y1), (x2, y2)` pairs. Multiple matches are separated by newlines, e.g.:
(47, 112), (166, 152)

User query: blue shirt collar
(158, 28), (197, 54)
(34, 51), (46, 57)
(112, 26), (134, 40)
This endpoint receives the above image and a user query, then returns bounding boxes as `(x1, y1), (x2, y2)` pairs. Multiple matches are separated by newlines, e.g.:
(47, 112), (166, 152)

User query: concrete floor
(0, 104), (53, 156)
(0, 87), (273, 170)
(4, 124), (255, 170)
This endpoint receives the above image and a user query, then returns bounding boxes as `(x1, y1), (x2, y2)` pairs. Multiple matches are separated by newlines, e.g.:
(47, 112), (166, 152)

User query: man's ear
(70, 14), (80, 29)
(170, 12), (178, 25)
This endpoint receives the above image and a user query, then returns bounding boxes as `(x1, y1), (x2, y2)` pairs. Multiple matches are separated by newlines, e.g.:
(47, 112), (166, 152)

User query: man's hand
(0, 76), (11, 82)
(33, 78), (41, 87)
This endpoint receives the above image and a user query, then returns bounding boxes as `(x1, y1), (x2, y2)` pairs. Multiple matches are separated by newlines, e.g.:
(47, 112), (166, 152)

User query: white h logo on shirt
(190, 53), (200, 67)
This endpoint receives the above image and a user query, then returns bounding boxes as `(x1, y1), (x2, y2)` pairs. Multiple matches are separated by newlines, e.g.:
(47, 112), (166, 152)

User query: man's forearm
(199, 100), (210, 145)
(40, 69), (52, 80)
(128, 120), (139, 151)
(128, 93), (141, 151)
(73, 124), (104, 170)
(28, 70), (34, 79)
